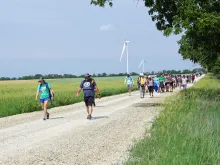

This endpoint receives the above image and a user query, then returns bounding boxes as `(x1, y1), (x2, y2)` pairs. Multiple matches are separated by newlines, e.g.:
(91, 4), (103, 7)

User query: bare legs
(128, 88), (132, 95)
(86, 106), (93, 116)
(41, 100), (49, 119)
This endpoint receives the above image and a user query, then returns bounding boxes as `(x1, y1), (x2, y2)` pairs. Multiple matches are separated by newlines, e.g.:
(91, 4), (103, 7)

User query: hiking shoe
(47, 113), (50, 119)
(87, 115), (92, 120)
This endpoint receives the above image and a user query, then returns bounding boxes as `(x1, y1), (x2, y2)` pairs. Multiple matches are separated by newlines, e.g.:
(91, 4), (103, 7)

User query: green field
(0, 76), (137, 118)
(125, 74), (220, 165)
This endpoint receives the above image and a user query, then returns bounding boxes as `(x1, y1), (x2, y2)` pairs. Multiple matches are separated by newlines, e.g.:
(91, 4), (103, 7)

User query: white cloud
(99, 24), (116, 31)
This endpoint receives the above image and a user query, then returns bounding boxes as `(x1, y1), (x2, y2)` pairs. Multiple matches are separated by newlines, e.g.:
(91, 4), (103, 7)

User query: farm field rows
(0, 76), (137, 117)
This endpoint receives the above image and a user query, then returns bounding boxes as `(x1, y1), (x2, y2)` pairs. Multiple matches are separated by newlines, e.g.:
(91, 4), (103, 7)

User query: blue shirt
(124, 76), (134, 85)
(80, 79), (97, 97)
(154, 77), (159, 85)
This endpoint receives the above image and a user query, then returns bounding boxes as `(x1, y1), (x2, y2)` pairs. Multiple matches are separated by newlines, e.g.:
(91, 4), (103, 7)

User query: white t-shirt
(182, 78), (187, 85)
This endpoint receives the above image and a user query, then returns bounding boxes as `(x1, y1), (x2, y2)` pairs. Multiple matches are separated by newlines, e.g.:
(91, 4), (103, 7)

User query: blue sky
(0, 0), (198, 77)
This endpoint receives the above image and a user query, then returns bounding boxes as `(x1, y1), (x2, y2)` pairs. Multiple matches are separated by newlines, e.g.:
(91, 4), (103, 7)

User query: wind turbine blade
(120, 43), (126, 62)
(138, 60), (143, 68)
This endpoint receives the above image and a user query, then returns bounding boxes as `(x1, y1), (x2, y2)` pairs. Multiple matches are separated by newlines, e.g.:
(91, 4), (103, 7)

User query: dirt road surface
(0, 77), (203, 165)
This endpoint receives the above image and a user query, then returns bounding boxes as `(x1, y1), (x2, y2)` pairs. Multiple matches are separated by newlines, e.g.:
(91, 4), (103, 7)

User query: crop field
(125, 74), (220, 165)
(0, 76), (138, 118)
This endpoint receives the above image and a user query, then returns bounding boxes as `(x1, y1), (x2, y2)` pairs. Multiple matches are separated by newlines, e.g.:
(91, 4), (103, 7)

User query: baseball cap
(84, 73), (91, 78)
(38, 77), (45, 82)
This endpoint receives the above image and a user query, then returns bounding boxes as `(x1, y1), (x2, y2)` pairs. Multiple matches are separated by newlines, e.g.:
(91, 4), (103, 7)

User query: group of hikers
(35, 72), (201, 120)
(125, 73), (200, 98)
(36, 73), (100, 120)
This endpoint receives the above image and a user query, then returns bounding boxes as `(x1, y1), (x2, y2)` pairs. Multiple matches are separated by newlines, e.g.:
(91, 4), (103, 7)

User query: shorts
(182, 84), (187, 88)
(40, 97), (50, 103)
(159, 82), (164, 88)
(148, 86), (154, 92)
(170, 82), (173, 86)
(127, 84), (132, 89)
(84, 96), (94, 106)
(165, 82), (170, 86)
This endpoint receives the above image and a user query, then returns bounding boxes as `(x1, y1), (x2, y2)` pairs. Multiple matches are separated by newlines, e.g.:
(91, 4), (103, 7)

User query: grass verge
(125, 74), (220, 165)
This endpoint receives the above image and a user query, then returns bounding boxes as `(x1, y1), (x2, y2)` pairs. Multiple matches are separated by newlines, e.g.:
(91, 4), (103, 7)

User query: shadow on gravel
(92, 116), (109, 120)
(148, 96), (161, 98)
(50, 117), (65, 120)
(133, 103), (164, 108)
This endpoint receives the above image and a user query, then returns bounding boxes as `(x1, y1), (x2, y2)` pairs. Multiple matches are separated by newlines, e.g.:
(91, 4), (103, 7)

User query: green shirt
(159, 77), (165, 82)
(37, 83), (51, 99)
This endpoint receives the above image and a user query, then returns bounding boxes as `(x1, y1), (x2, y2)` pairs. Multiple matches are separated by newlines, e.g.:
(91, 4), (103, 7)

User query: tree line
(91, 0), (220, 76)
(0, 68), (205, 81)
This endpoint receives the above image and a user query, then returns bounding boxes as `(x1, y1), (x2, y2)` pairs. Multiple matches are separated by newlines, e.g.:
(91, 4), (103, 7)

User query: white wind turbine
(120, 39), (130, 74)
(138, 60), (147, 73)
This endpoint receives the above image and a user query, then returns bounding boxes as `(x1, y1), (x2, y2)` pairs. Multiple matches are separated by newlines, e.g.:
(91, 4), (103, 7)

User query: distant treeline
(0, 68), (205, 81)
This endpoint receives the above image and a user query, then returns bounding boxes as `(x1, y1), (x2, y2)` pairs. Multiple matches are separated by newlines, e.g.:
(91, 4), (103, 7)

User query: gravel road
(0, 76), (203, 165)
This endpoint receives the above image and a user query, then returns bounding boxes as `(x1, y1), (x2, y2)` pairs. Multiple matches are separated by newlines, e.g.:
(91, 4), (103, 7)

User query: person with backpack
(158, 74), (165, 93)
(164, 74), (170, 92)
(137, 73), (145, 98)
(177, 75), (182, 89)
(76, 73), (101, 120)
(35, 77), (54, 120)
(192, 74), (195, 83)
(137, 78), (140, 89)
(153, 75), (159, 93)
(182, 75), (188, 89)
(145, 76), (149, 93)
(146, 76), (154, 97)
(124, 74), (134, 96)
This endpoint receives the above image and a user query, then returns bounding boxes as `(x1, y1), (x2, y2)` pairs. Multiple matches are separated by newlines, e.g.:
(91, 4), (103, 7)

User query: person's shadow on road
(91, 116), (109, 120)
(49, 117), (65, 120)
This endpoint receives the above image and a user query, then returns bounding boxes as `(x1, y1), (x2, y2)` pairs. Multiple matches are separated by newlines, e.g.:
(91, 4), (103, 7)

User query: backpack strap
(45, 83), (50, 90)
(90, 78), (94, 84)
(45, 83), (52, 97)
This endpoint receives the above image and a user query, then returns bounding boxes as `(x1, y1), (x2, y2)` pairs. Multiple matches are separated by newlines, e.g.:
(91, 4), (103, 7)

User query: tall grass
(125, 75), (220, 165)
(0, 77), (137, 117)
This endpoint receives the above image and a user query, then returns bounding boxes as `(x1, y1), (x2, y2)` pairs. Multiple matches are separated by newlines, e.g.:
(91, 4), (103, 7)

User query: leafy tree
(34, 74), (42, 79)
(102, 73), (107, 77)
(0, 69), (204, 81)
(90, 0), (220, 74)
(90, 0), (113, 7)
(182, 69), (191, 74)
(130, 72), (138, 76)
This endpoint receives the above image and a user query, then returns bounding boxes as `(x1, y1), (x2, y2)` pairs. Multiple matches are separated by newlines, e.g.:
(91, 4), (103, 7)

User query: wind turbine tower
(138, 60), (147, 73)
(120, 39), (130, 74)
